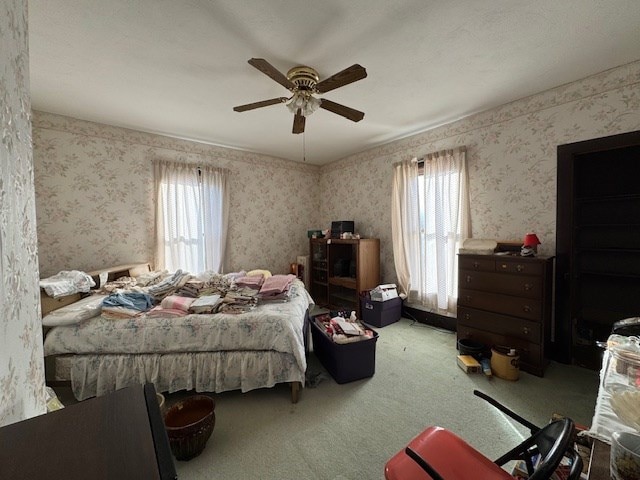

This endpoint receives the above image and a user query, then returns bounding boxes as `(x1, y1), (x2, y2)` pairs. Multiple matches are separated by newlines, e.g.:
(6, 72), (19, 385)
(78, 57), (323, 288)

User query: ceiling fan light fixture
(286, 66), (319, 90)
(235, 58), (367, 134)
(286, 92), (321, 117)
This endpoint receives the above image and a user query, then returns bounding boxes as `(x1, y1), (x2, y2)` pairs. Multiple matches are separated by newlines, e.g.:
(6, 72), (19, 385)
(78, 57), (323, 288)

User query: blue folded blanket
(102, 292), (155, 311)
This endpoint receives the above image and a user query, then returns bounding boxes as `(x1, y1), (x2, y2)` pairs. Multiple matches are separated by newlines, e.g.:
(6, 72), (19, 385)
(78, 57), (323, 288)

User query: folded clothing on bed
(189, 294), (222, 314)
(160, 295), (194, 312)
(177, 277), (229, 298)
(101, 292), (155, 320)
(98, 276), (137, 293)
(40, 270), (96, 298)
(101, 306), (143, 320)
(259, 274), (296, 296)
(146, 269), (193, 300)
(235, 275), (264, 289)
(177, 280), (206, 298)
(102, 292), (155, 311)
(145, 305), (189, 318)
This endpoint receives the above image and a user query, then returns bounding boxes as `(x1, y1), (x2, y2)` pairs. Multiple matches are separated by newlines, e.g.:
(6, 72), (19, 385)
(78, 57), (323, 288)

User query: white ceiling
(28, 1), (640, 165)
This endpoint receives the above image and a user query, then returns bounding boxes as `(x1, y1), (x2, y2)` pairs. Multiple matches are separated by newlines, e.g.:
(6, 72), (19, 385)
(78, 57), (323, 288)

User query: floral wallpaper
(320, 60), (640, 286)
(32, 61), (640, 292)
(33, 112), (321, 278)
(0, 0), (47, 426)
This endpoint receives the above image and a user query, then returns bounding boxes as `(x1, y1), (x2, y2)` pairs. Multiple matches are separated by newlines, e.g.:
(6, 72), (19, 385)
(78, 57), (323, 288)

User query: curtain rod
(153, 158), (230, 174)
(421, 146), (466, 161)
(392, 146), (467, 167)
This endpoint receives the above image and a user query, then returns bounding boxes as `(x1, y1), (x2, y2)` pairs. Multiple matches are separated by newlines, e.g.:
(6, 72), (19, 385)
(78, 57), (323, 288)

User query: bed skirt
(54, 351), (305, 401)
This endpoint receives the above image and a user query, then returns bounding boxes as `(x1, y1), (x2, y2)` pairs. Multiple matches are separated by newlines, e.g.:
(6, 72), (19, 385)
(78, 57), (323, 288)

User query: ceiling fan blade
(233, 97), (288, 112)
(315, 64), (367, 93)
(248, 58), (295, 90)
(293, 109), (305, 134)
(319, 99), (365, 122)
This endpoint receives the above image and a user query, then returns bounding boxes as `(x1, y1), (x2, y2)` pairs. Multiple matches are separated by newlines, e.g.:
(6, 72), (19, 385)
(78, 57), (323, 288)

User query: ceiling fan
(233, 58), (367, 134)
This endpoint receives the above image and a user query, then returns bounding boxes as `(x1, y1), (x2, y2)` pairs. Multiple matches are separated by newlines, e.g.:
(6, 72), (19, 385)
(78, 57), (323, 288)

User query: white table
(587, 349), (638, 444)
(585, 347), (638, 479)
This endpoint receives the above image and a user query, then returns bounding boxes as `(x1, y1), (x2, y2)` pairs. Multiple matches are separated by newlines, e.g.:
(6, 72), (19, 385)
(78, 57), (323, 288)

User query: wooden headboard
(40, 263), (151, 316)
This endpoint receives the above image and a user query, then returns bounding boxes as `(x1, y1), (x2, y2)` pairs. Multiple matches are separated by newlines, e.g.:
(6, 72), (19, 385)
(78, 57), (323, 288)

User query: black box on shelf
(331, 220), (355, 238)
(361, 296), (402, 327)
(310, 318), (378, 384)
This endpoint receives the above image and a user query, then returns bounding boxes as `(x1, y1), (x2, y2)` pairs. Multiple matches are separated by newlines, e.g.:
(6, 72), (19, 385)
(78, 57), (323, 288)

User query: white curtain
(154, 161), (229, 274)
(391, 147), (470, 315)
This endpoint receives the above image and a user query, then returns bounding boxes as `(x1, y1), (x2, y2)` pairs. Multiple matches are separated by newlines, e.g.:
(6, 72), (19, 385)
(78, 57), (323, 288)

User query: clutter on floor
(456, 355), (481, 373)
(312, 311), (378, 384)
(385, 390), (583, 480)
(164, 394), (215, 461)
(361, 285), (402, 328)
(455, 338), (521, 381)
(512, 414), (591, 479)
(45, 386), (65, 412)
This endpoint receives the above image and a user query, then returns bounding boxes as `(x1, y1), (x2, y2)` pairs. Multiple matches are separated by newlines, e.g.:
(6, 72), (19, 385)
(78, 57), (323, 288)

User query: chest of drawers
(457, 254), (554, 376)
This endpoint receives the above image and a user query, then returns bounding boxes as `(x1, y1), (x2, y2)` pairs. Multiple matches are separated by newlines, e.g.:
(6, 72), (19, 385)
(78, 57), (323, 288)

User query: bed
(42, 266), (312, 403)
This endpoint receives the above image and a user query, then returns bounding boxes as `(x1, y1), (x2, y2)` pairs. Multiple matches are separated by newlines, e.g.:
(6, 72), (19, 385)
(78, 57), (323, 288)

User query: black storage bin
(361, 297), (402, 327)
(310, 319), (378, 384)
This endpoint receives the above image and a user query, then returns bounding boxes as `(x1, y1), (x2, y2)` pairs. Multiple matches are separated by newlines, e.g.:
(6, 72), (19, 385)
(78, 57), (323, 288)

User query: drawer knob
(523, 327), (530, 335)
(473, 261), (479, 269)
(466, 275), (472, 283)
(524, 283), (532, 291)
(516, 264), (524, 272)
(464, 313), (471, 321)
(500, 263), (507, 269)
(523, 305), (531, 313)
(465, 295), (472, 302)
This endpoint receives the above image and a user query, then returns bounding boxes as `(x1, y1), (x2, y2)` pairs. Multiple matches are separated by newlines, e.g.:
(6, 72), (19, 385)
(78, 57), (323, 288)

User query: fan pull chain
(303, 131), (306, 162)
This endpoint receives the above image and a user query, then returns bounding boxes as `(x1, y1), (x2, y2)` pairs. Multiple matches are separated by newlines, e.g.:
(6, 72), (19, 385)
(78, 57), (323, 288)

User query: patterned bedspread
(44, 280), (313, 374)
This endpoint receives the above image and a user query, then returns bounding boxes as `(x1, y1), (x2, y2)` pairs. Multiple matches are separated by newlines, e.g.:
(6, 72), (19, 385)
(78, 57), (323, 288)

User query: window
(392, 147), (470, 315)
(154, 161), (229, 274)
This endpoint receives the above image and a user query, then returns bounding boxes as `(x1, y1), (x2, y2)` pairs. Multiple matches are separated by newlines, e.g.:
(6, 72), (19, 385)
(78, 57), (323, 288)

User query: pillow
(223, 270), (247, 281)
(42, 294), (107, 326)
(247, 269), (272, 279)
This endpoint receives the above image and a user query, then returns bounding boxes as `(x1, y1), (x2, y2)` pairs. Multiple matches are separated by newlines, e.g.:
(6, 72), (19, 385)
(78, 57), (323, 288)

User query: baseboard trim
(402, 305), (457, 332)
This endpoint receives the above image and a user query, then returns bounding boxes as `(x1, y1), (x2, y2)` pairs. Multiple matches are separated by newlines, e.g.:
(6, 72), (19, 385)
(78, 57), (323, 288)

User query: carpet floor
(163, 315), (599, 480)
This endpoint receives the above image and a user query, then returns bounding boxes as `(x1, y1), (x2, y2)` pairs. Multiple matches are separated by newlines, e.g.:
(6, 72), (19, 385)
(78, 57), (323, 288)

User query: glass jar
(604, 336), (640, 394)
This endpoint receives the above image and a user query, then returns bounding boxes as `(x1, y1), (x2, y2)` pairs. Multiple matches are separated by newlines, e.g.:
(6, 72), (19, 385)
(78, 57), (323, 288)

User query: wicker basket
(164, 395), (215, 461)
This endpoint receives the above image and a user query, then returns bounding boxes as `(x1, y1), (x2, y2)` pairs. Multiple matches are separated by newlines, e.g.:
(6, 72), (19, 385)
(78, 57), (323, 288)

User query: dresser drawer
(459, 256), (495, 272)
(457, 306), (541, 344)
(458, 288), (542, 321)
(456, 324), (544, 376)
(495, 258), (543, 275)
(459, 270), (542, 299)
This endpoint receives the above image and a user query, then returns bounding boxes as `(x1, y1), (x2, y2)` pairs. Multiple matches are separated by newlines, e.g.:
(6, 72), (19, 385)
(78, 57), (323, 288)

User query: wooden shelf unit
(309, 238), (380, 317)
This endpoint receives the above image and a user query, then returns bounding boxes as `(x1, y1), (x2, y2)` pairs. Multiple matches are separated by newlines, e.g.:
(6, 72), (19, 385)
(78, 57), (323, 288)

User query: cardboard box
(311, 318), (378, 384)
(369, 284), (398, 301)
(361, 296), (402, 327)
(457, 355), (481, 373)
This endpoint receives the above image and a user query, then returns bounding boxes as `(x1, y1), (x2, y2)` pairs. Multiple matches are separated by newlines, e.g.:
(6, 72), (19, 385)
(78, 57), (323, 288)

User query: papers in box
(369, 284), (398, 301)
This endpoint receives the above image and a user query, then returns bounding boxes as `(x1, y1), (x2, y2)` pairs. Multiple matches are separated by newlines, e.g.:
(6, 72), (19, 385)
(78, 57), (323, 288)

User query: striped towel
(160, 295), (194, 312)
(259, 274), (296, 296)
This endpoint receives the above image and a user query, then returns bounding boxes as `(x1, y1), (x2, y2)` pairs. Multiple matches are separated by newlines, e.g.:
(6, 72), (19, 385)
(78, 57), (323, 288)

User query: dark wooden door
(555, 130), (640, 368)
